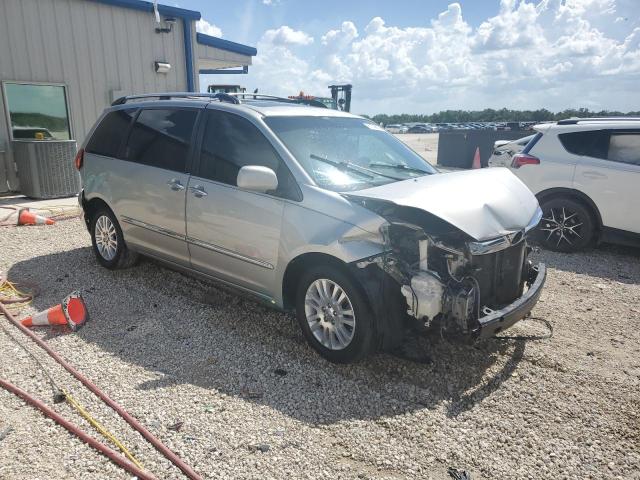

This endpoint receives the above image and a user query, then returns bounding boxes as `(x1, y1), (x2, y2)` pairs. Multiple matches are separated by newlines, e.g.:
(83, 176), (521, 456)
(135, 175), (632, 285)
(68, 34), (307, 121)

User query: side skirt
(131, 247), (281, 310)
(600, 227), (640, 248)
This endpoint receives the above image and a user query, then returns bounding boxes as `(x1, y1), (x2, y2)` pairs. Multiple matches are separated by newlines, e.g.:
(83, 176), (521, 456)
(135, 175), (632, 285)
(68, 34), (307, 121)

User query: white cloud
(321, 21), (358, 47)
(221, 1), (640, 113)
(262, 25), (314, 46)
(196, 19), (222, 38)
(238, 26), (321, 97)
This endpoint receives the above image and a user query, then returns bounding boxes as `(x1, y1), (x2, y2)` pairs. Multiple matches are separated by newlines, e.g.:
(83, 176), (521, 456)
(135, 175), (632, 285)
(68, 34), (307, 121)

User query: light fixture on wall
(155, 62), (172, 74)
(155, 17), (176, 34)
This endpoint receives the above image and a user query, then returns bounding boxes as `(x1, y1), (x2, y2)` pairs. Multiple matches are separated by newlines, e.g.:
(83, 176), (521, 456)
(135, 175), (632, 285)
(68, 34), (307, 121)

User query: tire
(89, 207), (138, 269)
(535, 197), (595, 252)
(295, 265), (375, 363)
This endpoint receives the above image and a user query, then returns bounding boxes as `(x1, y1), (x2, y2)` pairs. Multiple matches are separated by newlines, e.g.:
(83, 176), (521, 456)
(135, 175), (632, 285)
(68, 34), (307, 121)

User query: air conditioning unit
(12, 140), (79, 198)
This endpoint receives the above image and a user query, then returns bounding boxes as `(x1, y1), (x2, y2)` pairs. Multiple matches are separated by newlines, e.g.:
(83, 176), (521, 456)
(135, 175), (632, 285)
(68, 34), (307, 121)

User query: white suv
(505, 118), (640, 252)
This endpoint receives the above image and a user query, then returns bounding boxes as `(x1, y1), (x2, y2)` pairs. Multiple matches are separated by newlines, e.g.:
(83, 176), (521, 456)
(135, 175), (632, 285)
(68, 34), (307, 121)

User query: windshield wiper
(310, 154), (402, 180)
(368, 162), (432, 175)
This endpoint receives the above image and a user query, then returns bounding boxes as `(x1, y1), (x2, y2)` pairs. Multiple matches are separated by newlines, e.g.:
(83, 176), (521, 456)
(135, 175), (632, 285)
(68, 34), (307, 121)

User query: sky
(181, 0), (640, 115)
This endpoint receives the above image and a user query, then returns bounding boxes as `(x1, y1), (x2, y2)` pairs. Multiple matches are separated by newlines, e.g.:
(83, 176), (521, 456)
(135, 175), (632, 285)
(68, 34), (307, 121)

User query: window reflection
(4, 83), (71, 140)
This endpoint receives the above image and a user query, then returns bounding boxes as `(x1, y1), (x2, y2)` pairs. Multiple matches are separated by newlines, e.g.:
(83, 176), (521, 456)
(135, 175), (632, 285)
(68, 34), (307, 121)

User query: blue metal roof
(90, 0), (201, 20)
(196, 33), (257, 57)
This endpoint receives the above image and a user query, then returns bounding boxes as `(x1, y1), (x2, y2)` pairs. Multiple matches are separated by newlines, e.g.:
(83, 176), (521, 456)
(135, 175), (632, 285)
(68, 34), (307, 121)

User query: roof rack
(110, 91), (329, 109)
(228, 93), (328, 108)
(557, 117), (640, 125)
(111, 92), (239, 106)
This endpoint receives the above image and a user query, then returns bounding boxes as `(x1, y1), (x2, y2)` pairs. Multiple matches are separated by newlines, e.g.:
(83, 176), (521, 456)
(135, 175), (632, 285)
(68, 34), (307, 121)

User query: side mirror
(237, 165), (278, 193)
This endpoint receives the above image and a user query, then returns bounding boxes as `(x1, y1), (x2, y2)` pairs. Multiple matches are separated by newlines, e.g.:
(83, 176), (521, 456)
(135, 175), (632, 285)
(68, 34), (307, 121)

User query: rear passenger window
(85, 109), (135, 157)
(198, 110), (298, 198)
(608, 132), (640, 165)
(125, 109), (197, 172)
(558, 130), (608, 159)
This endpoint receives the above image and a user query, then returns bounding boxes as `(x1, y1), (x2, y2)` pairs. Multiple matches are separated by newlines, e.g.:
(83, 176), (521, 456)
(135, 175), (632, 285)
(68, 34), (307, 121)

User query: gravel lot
(394, 133), (439, 165)
(1, 218), (639, 480)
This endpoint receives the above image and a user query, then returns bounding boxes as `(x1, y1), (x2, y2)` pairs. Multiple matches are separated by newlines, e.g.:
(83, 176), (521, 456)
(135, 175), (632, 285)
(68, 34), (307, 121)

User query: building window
(3, 83), (71, 140)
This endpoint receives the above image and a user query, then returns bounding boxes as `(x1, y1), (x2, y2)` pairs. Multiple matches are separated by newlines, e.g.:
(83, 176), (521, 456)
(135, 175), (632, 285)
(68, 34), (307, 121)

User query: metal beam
(196, 33), (257, 57)
(199, 66), (249, 75)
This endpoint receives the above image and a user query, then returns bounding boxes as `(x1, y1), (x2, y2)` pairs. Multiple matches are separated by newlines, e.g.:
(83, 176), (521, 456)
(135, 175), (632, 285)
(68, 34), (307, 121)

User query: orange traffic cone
(21, 292), (88, 331)
(18, 209), (55, 226)
(472, 147), (482, 169)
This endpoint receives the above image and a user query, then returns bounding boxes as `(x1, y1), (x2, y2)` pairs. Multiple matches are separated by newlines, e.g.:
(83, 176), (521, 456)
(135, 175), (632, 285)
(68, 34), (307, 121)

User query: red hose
(0, 301), (202, 480)
(0, 378), (156, 480)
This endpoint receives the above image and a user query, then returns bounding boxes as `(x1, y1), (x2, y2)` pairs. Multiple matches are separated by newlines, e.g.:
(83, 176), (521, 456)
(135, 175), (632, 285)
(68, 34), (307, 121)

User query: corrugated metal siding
(197, 42), (253, 70)
(0, 0), (191, 191)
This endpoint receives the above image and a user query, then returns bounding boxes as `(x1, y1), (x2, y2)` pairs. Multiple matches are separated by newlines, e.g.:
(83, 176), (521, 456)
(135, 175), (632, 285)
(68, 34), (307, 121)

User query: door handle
(190, 185), (208, 198)
(167, 179), (185, 191)
(582, 171), (607, 179)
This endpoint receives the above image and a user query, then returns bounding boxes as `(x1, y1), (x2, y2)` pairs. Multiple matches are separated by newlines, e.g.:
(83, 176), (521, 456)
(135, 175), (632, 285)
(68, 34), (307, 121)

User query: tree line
(368, 108), (640, 125)
(10, 112), (69, 131)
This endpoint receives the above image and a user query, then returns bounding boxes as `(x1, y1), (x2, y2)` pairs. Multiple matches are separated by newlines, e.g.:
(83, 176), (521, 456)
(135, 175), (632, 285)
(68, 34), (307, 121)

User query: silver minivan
(77, 93), (546, 363)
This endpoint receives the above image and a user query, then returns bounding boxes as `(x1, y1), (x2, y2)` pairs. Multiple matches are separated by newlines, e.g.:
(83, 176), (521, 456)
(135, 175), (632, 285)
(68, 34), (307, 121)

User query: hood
(348, 168), (540, 241)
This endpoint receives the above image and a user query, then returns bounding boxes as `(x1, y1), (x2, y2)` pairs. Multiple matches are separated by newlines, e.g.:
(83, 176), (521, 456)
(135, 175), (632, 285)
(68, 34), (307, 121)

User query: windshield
(264, 116), (437, 191)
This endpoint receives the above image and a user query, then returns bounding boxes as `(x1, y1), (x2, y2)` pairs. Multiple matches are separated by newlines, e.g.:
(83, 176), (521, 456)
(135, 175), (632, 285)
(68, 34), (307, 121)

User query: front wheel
(295, 266), (375, 363)
(536, 197), (595, 252)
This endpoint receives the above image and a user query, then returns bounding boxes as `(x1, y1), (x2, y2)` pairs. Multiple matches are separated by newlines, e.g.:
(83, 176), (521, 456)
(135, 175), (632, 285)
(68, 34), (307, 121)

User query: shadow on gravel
(531, 243), (640, 284)
(9, 248), (531, 424)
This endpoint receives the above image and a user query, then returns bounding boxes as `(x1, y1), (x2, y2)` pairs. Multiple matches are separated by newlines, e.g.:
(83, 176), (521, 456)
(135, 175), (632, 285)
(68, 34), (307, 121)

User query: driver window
(197, 110), (298, 198)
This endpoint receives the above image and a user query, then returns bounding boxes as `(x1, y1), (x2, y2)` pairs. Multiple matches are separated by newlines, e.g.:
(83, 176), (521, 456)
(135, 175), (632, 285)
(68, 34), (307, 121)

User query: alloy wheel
(539, 207), (584, 248)
(95, 215), (118, 261)
(304, 279), (356, 350)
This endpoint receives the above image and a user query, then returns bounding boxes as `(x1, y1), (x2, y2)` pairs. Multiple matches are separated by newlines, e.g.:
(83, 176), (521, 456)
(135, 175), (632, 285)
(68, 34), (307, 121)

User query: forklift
(329, 84), (352, 112)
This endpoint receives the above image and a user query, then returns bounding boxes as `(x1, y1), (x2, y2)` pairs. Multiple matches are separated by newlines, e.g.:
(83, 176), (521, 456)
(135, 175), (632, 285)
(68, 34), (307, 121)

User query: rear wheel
(90, 207), (138, 269)
(296, 265), (375, 363)
(536, 197), (594, 252)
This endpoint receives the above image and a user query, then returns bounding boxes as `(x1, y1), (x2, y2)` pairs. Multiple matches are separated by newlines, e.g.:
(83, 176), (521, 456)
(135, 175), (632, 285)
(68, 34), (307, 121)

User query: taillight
(74, 148), (84, 170)
(511, 153), (540, 168)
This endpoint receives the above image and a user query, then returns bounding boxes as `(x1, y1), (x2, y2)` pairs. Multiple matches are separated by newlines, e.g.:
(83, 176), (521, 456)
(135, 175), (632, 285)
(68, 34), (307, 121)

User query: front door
(186, 109), (298, 296)
(115, 107), (199, 265)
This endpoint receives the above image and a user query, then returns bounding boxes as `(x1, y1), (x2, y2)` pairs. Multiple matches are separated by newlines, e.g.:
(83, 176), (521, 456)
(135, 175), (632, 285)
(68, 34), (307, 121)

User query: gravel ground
(1, 218), (639, 480)
(394, 133), (439, 165)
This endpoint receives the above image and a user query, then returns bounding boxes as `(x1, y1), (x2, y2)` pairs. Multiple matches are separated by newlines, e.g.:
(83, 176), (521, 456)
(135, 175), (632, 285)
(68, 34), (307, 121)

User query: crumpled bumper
(473, 263), (546, 339)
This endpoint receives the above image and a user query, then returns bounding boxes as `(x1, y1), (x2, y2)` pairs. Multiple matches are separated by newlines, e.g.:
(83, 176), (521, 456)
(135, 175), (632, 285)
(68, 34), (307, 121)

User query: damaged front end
(348, 197), (546, 342)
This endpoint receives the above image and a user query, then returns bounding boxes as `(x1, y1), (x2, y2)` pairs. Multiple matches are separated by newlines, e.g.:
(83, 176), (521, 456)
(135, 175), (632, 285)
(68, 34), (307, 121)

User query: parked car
(503, 117), (640, 252)
(77, 93), (545, 363)
(406, 125), (431, 133)
(487, 134), (536, 167)
(384, 124), (407, 134)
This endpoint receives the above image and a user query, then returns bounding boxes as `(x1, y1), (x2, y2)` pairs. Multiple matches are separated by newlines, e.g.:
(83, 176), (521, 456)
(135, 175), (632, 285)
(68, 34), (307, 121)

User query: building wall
(0, 0), (192, 191)
(197, 43), (253, 70)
